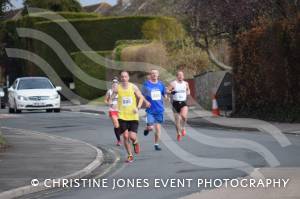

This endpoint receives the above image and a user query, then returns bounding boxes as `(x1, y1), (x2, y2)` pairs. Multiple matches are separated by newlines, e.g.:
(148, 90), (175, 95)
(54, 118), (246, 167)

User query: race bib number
(122, 97), (133, 106)
(175, 90), (186, 101)
(151, 90), (162, 101)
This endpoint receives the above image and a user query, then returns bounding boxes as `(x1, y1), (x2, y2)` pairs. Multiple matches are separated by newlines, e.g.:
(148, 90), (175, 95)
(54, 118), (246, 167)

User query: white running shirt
(106, 89), (118, 111)
(172, 81), (187, 102)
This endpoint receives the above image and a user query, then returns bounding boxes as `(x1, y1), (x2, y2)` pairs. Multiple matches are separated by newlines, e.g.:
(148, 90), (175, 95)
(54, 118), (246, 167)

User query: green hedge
(6, 12), (100, 27)
(38, 11), (101, 19)
(32, 16), (182, 78)
(3, 12), (102, 77)
(3, 15), (184, 82)
(34, 16), (172, 51)
(231, 16), (300, 122)
(71, 51), (110, 100)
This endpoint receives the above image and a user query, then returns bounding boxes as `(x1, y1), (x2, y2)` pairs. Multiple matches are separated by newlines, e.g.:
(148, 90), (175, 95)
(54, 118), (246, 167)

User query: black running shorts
(118, 119), (139, 134)
(172, 101), (188, 113)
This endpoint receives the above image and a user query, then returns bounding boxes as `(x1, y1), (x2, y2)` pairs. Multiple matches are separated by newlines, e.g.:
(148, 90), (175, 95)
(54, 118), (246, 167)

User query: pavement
(181, 167), (300, 199)
(61, 101), (300, 135)
(0, 127), (103, 199)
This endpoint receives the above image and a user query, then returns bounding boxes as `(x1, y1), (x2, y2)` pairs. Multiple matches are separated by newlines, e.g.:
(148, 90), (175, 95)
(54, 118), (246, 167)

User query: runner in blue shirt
(142, 69), (167, 151)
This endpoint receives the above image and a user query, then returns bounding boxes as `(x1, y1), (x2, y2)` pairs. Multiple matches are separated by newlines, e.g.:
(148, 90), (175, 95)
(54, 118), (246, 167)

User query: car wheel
(9, 107), (15, 113)
(54, 108), (61, 113)
(1, 104), (5, 109)
(46, 109), (53, 113)
(14, 100), (22, 114)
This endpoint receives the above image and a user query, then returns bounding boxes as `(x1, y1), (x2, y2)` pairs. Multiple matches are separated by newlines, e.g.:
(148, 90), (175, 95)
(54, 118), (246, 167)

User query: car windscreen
(17, 79), (54, 90)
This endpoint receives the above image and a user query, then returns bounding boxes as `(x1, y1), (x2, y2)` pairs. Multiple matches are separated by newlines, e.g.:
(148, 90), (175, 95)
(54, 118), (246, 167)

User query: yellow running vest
(118, 83), (139, 121)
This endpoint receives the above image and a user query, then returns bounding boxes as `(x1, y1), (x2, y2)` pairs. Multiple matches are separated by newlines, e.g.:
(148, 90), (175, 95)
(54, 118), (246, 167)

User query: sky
(10, 0), (117, 9)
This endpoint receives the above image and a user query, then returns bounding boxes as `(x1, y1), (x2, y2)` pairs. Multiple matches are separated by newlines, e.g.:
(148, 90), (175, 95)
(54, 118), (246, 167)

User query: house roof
(1, 8), (22, 21)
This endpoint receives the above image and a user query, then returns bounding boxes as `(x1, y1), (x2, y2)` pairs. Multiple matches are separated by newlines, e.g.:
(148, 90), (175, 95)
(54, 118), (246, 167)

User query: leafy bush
(166, 38), (211, 78)
(231, 16), (300, 122)
(120, 41), (168, 66)
(114, 37), (212, 79)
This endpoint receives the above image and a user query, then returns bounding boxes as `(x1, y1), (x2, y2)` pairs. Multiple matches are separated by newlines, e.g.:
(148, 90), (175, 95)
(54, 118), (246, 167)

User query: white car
(8, 77), (62, 113)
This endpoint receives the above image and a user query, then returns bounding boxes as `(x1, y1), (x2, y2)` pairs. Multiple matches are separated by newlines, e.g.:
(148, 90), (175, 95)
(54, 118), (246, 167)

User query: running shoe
(126, 155), (134, 163)
(144, 129), (150, 136)
(154, 145), (162, 151)
(133, 142), (140, 154)
(181, 129), (186, 137)
(116, 140), (122, 146)
(177, 134), (181, 142)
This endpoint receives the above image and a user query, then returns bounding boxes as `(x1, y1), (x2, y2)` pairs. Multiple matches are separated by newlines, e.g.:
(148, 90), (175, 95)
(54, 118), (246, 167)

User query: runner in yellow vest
(118, 71), (144, 163)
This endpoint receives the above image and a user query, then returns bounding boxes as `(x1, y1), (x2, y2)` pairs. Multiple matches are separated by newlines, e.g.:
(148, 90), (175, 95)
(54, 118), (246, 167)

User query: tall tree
(23, 0), (82, 12)
(181, 0), (299, 70)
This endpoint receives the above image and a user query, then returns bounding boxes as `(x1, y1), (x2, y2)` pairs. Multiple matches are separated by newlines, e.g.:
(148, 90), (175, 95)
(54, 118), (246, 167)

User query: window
(12, 80), (17, 89)
(17, 79), (54, 90)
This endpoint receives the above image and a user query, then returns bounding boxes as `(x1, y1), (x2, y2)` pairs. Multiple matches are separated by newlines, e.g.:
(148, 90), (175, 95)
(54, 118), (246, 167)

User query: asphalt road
(1, 110), (300, 199)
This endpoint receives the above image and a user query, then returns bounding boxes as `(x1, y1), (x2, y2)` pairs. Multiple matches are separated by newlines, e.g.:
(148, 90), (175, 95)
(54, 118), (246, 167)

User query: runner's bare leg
(129, 131), (137, 144)
(111, 115), (120, 141)
(180, 106), (188, 130)
(174, 113), (182, 135)
(154, 124), (161, 144)
(123, 131), (132, 155)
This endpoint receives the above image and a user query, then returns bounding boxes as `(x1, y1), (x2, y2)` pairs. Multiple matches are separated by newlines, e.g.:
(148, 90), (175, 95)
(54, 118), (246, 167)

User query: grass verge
(0, 132), (6, 147)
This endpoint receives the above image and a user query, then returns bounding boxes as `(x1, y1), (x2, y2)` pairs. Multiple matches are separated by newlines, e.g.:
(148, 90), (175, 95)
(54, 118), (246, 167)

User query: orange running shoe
(177, 134), (181, 142)
(126, 155), (134, 163)
(181, 129), (186, 137)
(133, 142), (140, 154)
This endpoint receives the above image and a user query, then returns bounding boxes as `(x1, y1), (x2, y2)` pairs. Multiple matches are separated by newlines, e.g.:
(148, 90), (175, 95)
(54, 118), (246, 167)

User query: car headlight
(49, 94), (59, 100)
(17, 95), (28, 101)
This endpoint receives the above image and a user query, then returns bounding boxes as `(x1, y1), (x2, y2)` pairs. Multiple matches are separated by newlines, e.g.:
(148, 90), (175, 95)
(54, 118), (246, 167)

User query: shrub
(231, 16), (300, 122)
(166, 38), (211, 78)
(120, 42), (168, 66)
(114, 37), (212, 79)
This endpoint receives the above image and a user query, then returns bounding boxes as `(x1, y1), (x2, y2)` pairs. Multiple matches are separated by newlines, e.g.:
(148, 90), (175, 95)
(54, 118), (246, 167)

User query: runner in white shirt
(104, 77), (121, 146)
(168, 70), (190, 142)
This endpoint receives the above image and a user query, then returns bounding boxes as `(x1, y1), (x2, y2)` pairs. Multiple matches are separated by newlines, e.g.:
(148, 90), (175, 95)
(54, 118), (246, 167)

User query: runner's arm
(186, 82), (191, 96)
(104, 90), (110, 105)
(162, 84), (168, 99)
(166, 82), (175, 94)
(133, 85), (145, 109)
(141, 85), (151, 107)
